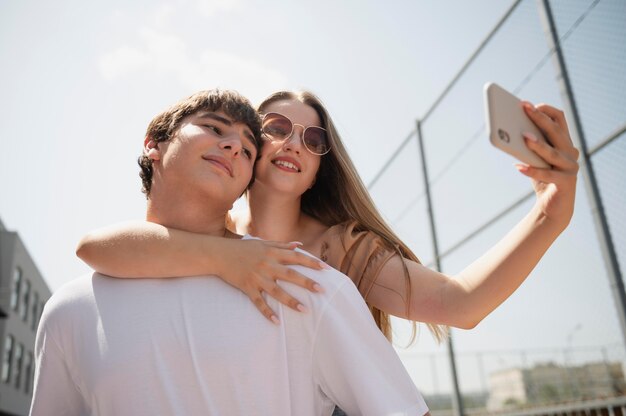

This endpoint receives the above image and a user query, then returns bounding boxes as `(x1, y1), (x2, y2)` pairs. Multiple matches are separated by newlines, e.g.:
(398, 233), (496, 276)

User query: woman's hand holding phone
(516, 102), (580, 228)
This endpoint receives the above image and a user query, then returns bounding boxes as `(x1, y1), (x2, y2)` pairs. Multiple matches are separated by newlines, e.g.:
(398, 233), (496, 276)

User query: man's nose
(219, 134), (243, 156)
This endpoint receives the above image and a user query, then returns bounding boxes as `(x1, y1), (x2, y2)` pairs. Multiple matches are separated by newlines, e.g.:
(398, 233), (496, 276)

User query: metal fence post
(537, 0), (626, 349)
(416, 119), (465, 416)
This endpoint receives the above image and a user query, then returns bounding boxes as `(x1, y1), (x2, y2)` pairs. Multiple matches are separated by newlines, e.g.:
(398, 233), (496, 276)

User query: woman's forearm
(356, 203), (570, 328)
(76, 221), (228, 278)
(449, 203), (567, 328)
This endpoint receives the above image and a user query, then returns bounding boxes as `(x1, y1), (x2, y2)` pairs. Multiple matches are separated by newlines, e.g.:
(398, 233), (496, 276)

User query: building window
(14, 343), (23, 389)
(10, 268), (22, 311)
(2, 335), (14, 383)
(24, 351), (33, 394)
(20, 280), (31, 322)
(32, 292), (40, 331)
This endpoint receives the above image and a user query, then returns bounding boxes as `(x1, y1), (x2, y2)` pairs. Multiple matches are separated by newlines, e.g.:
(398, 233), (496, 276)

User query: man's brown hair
(138, 89), (261, 196)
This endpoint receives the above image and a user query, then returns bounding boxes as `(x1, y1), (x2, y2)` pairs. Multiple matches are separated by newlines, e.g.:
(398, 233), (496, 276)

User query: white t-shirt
(30, 244), (428, 416)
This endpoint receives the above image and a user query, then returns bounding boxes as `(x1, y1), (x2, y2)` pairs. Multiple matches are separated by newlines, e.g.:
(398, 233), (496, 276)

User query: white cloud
(180, 48), (288, 102)
(150, 3), (176, 26)
(98, 25), (287, 102)
(99, 45), (149, 81)
(195, 0), (242, 17)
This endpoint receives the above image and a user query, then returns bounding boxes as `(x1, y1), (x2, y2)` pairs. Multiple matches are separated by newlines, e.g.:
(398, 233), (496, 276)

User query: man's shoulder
(50, 272), (97, 297)
(281, 263), (370, 321)
(290, 262), (355, 299)
(42, 273), (99, 322)
(246, 238), (363, 305)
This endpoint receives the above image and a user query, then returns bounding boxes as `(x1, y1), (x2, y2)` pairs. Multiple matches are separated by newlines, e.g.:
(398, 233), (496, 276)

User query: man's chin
(198, 185), (247, 208)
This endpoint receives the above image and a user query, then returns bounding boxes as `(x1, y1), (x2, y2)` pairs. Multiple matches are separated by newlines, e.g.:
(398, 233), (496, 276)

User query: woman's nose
(283, 125), (305, 153)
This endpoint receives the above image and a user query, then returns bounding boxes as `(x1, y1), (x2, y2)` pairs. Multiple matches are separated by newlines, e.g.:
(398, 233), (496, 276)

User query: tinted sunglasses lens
(304, 127), (329, 155)
(262, 113), (292, 140)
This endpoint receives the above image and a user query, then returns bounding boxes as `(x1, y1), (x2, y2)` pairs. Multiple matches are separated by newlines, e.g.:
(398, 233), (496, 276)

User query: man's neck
(146, 189), (230, 236)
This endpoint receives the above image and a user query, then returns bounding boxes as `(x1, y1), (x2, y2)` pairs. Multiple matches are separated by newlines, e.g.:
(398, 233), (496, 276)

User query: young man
(30, 89), (429, 416)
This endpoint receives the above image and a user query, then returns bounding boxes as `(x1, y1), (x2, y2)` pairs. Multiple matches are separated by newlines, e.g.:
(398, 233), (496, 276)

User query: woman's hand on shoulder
(518, 102), (580, 228)
(220, 239), (327, 324)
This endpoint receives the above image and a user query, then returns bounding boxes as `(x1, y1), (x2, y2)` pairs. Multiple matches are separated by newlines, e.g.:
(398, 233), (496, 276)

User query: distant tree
(503, 397), (522, 408)
(537, 384), (560, 404)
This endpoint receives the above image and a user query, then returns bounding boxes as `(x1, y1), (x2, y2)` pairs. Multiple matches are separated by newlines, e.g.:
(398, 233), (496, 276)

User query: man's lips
(202, 155), (233, 177)
(271, 156), (301, 173)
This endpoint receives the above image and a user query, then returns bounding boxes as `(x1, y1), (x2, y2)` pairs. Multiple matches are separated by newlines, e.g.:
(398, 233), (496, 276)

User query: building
(487, 361), (626, 411)
(0, 219), (52, 416)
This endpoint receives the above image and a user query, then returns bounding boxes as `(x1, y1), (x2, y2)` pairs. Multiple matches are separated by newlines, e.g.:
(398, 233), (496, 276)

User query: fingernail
(270, 315), (280, 325)
(515, 163), (529, 173)
(291, 241), (304, 246)
(296, 304), (308, 313)
(313, 283), (325, 293)
(523, 132), (538, 142)
(522, 101), (535, 112)
(319, 261), (331, 269)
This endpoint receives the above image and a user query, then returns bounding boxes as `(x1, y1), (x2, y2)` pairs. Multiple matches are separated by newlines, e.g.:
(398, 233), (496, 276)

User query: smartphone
(484, 82), (550, 168)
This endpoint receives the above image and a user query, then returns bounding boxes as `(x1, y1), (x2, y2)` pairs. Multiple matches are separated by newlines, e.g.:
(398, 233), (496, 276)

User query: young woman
(77, 90), (579, 344)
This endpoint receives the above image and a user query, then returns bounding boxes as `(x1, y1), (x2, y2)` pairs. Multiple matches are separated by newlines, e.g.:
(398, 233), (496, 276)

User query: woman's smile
(271, 156), (302, 173)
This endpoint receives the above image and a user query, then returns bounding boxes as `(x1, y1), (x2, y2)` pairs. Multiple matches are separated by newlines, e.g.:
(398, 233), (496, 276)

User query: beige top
(319, 221), (400, 302)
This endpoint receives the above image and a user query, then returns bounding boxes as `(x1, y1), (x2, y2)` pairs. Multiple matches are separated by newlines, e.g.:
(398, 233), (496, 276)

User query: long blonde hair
(258, 91), (447, 344)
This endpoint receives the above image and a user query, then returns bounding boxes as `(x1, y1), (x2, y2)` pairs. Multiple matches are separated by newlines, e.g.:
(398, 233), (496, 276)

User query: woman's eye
(243, 148), (253, 159)
(265, 126), (288, 137)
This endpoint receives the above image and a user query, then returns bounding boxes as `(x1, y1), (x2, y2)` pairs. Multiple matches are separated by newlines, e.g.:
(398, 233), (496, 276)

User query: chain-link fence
(368, 0), (626, 414)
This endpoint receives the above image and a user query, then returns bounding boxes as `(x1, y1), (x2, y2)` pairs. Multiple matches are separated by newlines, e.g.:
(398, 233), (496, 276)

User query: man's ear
(144, 136), (161, 161)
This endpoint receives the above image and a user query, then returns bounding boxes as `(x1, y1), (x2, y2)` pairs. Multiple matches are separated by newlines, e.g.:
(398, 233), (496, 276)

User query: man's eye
(204, 125), (221, 134)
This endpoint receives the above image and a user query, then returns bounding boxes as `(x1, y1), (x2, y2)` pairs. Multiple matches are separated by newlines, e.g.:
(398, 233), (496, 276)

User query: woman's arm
(76, 221), (327, 321)
(366, 103), (579, 328)
(372, 202), (565, 328)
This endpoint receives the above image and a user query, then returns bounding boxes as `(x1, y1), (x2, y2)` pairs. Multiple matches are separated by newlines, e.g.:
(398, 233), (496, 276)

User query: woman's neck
(245, 187), (305, 242)
(242, 188), (330, 256)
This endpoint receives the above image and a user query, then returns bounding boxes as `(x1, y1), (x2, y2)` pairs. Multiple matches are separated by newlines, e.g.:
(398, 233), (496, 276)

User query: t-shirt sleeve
(30, 313), (86, 415)
(311, 280), (429, 416)
(321, 221), (403, 301)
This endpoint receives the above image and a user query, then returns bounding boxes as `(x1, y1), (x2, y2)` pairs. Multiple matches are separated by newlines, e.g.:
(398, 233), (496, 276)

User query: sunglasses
(261, 112), (331, 156)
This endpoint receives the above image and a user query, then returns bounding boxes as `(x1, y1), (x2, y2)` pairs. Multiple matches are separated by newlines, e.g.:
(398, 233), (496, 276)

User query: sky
(1, 0), (624, 395)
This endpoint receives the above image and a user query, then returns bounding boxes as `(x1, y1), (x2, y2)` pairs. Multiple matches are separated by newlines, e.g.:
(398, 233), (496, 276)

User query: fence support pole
(538, 0), (626, 349)
(416, 119), (465, 416)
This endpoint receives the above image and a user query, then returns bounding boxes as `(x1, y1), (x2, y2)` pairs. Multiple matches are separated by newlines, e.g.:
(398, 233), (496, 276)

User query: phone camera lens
(498, 129), (510, 143)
